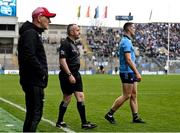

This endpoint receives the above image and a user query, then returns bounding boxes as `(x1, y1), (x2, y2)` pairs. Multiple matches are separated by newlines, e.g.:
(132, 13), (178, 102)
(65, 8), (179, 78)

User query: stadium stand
(85, 23), (180, 74)
(0, 22), (179, 74)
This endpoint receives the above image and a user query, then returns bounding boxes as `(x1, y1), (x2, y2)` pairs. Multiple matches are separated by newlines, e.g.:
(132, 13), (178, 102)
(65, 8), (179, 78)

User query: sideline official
(18, 7), (56, 132)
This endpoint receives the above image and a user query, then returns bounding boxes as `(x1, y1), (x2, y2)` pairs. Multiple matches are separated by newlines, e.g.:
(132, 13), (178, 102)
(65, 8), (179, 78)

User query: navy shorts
(120, 73), (137, 84)
(59, 71), (83, 95)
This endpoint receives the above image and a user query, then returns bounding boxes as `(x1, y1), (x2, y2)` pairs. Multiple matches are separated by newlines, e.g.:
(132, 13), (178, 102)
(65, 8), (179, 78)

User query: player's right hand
(69, 75), (76, 84)
(136, 73), (142, 82)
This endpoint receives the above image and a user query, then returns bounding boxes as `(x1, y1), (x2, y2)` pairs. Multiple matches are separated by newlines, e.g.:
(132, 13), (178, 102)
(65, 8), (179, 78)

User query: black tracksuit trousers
(22, 86), (44, 132)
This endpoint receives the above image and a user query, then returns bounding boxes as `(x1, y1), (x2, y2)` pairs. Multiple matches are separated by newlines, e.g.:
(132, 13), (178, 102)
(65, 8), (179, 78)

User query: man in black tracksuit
(18, 7), (56, 132)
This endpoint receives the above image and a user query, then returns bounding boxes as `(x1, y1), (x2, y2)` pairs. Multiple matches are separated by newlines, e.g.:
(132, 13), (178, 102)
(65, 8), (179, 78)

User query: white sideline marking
(0, 97), (75, 133)
(6, 124), (14, 127)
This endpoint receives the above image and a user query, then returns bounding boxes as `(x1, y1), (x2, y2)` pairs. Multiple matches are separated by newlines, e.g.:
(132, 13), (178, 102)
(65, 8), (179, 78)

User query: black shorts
(59, 71), (83, 95)
(120, 73), (137, 84)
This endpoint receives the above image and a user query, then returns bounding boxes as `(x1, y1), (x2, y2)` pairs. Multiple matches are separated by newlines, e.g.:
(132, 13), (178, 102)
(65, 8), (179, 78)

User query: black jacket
(18, 21), (48, 88)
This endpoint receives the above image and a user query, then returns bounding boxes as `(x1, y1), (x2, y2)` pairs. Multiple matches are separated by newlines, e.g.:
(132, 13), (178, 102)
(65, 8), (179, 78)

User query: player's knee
(63, 96), (72, 104)
(131, 94), (136, 99)
(77, 93), (84, 101)
(124, 94), (131, 100)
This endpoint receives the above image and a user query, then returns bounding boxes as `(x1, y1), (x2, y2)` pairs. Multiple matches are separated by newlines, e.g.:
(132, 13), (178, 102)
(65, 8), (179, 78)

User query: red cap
(32, 7), (56, 18)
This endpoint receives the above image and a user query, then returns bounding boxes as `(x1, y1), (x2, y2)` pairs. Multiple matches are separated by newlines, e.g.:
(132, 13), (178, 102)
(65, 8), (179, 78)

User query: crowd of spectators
(135, 23), (180, 66)
(86, 23), (180, 68)
(86, 26), (121, 58)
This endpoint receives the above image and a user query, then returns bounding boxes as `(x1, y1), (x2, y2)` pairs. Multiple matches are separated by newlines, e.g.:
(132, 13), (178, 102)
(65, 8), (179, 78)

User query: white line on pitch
(0, 97), (75, 133)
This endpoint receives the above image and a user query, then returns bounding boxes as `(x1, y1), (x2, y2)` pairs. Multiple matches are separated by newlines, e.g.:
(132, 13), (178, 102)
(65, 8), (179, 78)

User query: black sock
(133, 113), (138, 119)
(57, 101), (67, 123)
(77, 102), (87, 124)
(108, 109), (115, 116)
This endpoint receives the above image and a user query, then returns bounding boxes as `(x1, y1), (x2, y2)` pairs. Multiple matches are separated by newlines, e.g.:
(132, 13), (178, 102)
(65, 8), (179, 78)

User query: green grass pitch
(0, 74), (180, 132)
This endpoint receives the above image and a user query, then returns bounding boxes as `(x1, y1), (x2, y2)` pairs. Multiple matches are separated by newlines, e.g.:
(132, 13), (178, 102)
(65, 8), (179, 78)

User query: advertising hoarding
(0, 0), (16, 16)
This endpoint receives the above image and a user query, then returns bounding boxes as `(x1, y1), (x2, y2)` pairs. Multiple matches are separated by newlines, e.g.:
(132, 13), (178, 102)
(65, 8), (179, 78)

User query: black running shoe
(56, 121), (67, 128)
(133, 117), (145, 123)
(82, 121), (97, 129)
(105, 114), (116, 124)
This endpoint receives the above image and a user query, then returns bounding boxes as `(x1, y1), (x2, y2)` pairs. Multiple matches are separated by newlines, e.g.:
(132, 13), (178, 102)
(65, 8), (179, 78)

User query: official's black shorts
(120, 73), (137, 84)
(59, 71), (83, 95)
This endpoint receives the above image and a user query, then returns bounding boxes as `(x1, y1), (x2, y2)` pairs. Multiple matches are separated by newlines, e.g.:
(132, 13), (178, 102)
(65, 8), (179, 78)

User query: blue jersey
(119, 35), (136, 73)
